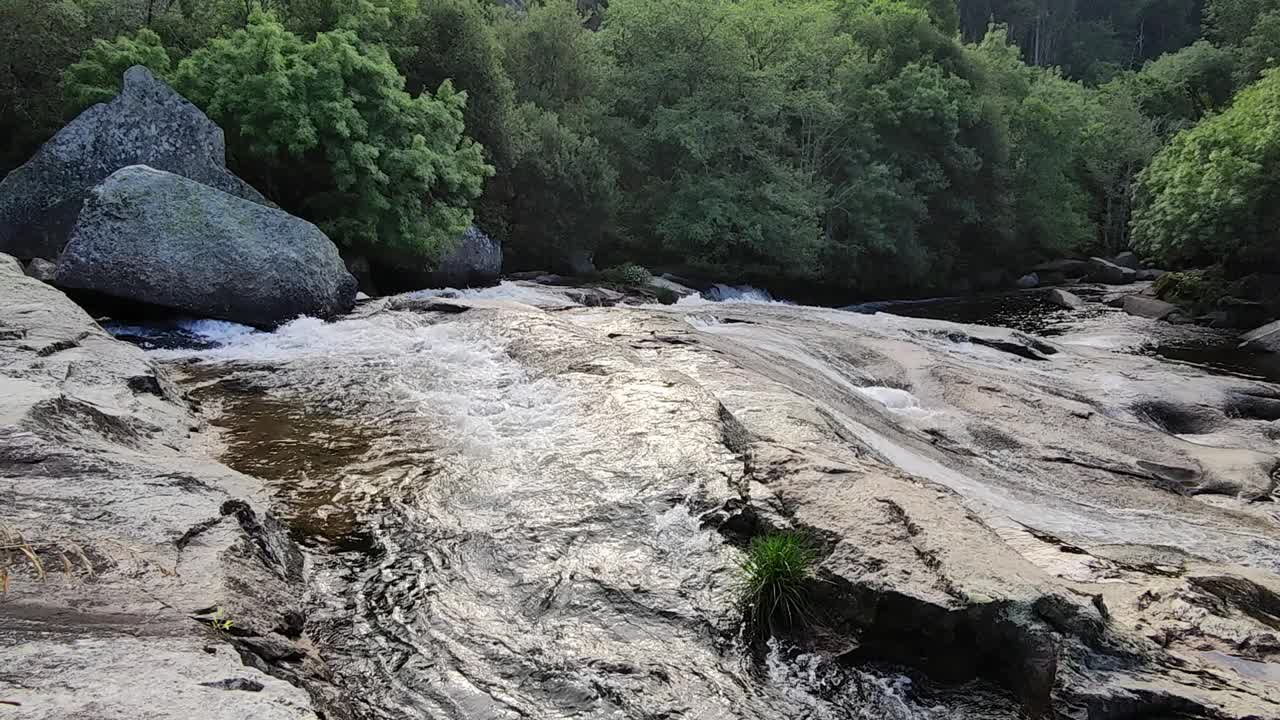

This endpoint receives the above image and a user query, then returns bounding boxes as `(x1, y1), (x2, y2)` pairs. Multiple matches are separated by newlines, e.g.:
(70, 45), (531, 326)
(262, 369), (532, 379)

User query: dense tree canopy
(1132, 69), (1280, 272)
(1, 0), (1278, 295)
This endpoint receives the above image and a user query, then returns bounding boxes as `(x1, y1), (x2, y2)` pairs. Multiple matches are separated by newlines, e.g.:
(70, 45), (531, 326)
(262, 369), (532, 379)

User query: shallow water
(110, 284), (1280, 718)
(149, 309), (1019, 719)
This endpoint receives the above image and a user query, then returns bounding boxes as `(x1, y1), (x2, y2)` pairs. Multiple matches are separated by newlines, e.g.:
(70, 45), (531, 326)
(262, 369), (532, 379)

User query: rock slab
(55, 165), (356, 326)
(1086, 257), (1137, 285)
(1240, 319), (1280, 353)
(0, 66), (265, 261)
(0, 253), (321, 719)
(1123, 295), (1179, 320)
(1046, 288), (1084, 309)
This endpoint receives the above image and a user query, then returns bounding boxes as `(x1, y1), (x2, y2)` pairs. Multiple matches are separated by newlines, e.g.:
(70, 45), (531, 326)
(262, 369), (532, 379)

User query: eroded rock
(0, 254), (323, 719)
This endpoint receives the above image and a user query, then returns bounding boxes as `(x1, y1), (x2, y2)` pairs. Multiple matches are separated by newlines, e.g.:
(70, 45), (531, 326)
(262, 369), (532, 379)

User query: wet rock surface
(0, 254), (321, 718)
(134, 282), (1280, 719)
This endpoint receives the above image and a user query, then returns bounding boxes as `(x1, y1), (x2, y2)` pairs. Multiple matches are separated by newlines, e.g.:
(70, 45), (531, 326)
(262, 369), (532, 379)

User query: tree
(171, 11), (491, 262)
(1127, 41), (1237, 132)
(969, 27), (1094, 262)
(63, 28), (173, 114)
(599, 0), (824, 280)
(1132, 68), (1280, 272)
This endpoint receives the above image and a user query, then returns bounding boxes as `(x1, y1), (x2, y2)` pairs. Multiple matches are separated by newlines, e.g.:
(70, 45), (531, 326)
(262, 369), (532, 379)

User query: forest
(2, 0), (1277, 297)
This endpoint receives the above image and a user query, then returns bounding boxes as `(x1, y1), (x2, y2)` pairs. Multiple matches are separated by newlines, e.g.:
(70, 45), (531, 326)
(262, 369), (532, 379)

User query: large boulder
(1086, 257), (1137, 285)
(1123, 295), (1179, 320)
(0, 66), (264, 261)
(1032, 258), (1092, 278)
(55, 166), (355, 326)
(428, 225), (502, 288)
(1112, 251), (1141, 269)
(1046, 288), (1084, 309)
(1239, 320), (1280, 353)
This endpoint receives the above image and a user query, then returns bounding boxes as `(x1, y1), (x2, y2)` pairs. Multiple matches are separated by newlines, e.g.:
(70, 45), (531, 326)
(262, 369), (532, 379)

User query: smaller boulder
(1016, 273), (1039, 289)
(55, 165), (356, 326)
(1111, 251), (1140, 270)
(1135, 268), (1166, 281)
(1032, 259), (1092, 278)
(1122, 295), (1178, 320)
(1046, 288), (1084, 310)
(429, 226), (502, 288)
(1086, 257), (1136, 285)
(1239, 320), (1280, 353)
(24, 258), (57, 282)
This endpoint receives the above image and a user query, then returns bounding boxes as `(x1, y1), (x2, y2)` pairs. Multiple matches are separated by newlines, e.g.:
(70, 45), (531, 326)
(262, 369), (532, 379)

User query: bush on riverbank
(3, 0), (1280, 296)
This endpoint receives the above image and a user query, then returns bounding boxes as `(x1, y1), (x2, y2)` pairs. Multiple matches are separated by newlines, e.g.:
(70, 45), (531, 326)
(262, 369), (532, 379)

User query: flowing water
(114, 283), (1280, 718)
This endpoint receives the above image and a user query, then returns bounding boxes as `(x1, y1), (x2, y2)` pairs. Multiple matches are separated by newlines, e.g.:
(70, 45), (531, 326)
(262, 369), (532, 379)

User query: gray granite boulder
(55, 166), (355, 326)
(1086, 257), (1136, 285)
(429, 225), (502, 287)
(1046, 288), (1084, 309)
(24, 257), (57, 282)
(0, 66), (264, 261)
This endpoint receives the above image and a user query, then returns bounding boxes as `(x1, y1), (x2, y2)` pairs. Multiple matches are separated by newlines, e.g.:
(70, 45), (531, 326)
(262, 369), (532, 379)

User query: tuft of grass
(740, 532), (816, 632)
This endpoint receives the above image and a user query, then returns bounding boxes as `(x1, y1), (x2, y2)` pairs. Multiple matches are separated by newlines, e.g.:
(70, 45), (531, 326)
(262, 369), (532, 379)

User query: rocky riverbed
(4, 271), (1280, 719)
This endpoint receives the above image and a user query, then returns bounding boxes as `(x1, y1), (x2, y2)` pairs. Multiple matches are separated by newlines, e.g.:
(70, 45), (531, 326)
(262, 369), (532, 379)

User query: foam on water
(401, 280), (577, 308)
(856, 386), (931, 418)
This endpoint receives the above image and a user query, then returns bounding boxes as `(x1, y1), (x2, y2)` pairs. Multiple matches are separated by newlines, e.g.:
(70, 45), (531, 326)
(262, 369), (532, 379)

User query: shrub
(62, 28), (172, 115)
(172, 11), (492, 263)
(739, 531), (816, 632)
(600, 262), (652, 286)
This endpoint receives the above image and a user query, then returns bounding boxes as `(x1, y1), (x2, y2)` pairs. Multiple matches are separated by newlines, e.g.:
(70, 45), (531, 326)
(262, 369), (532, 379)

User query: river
(105, 283), (1280, 719)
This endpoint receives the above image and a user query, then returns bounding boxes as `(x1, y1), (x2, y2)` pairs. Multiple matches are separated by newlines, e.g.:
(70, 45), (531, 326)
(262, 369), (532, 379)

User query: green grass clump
(740, 532), (816, 632)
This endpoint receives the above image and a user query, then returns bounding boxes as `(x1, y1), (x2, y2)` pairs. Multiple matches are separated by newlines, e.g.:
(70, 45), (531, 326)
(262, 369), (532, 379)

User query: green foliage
(1153, 268), (1228, 311)
(172, 11), (492, 262)
(740, 532), (816, 632)
(601, 0), (827, 280)
(1204, 0), (1280, 46)
(1234, 9), (1280, 86)
(63, 28), (173, 115)
(1132, 69), (1280, 272)
(10, 0), (1275, 295)
(1126, 41), (1238, 132)
(401, 0), (515, 169)
(504, 102), (619, 270)
(1, 0), (94, 173)
(599, 262), (652, 286)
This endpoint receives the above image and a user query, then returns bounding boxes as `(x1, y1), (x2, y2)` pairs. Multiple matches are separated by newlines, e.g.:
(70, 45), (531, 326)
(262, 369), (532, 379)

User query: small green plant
(600, 262), (653, 286)
(740, 532), (816, 633)
(210, 607), (235, 632)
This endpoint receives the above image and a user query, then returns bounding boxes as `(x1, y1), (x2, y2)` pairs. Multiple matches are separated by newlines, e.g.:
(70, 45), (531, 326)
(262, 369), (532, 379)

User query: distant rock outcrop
(1046, 288), (1084, 309)
(428, 225), (502, 288)
(1086, 256), (1136, 285)
(55, 166), (355, 326)
(0, 66), (264, 261)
